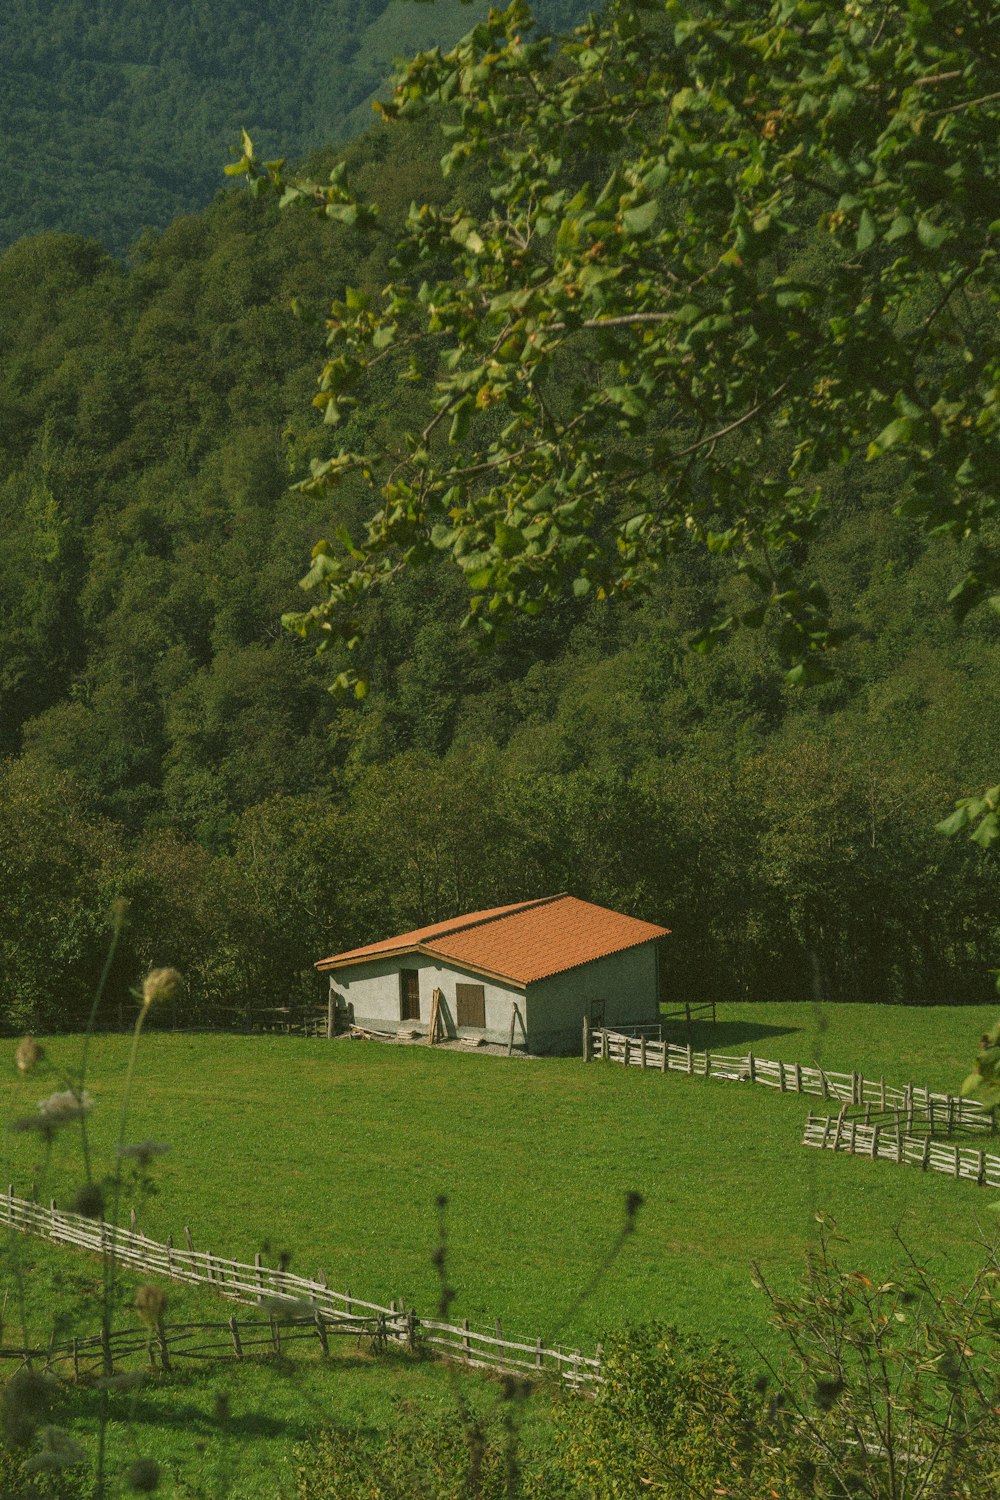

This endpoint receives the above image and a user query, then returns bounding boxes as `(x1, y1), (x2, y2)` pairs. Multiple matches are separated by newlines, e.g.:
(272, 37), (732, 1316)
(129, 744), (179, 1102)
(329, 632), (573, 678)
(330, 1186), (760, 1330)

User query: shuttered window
(400, 969), (421, 1021)
(455, 983), (486, 1028)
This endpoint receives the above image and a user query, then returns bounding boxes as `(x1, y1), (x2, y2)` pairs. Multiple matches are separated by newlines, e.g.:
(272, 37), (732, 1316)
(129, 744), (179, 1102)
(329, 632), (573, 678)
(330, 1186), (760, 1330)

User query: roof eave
(317, 943), (528, 991)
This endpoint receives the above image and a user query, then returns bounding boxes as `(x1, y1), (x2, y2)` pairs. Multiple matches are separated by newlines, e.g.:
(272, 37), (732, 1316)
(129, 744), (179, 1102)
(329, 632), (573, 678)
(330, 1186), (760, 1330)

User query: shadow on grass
(61, 1346), (460, 1445)
(667, 1021), (802, 1051)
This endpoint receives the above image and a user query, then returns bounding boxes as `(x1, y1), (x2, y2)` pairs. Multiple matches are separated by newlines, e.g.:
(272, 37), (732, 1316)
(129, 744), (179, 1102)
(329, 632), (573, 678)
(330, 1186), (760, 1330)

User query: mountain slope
(0, 0), (578, 255)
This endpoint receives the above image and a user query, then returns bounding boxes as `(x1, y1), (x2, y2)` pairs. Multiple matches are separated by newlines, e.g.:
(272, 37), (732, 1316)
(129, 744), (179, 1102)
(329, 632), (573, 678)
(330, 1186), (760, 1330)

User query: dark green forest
(0, 0), (580, 255)
(2, 4), (999, 1033)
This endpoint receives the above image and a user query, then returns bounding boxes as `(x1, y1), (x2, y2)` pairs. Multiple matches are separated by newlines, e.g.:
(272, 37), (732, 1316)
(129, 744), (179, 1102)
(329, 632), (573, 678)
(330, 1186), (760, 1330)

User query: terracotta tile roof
(317, 895), (669, 985)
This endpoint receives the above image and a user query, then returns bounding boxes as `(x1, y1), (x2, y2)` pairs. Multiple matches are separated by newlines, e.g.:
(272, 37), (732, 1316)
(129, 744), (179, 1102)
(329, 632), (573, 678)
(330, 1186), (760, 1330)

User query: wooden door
(400, 969), (421, 1021)
(456, 983), (486, 1028)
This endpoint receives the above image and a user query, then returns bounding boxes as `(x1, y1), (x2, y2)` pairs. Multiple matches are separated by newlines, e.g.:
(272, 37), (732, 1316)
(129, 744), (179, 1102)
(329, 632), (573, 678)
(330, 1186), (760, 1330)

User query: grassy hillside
(8, 1009), (997, 1350)
(4, 1006), (997, 1490)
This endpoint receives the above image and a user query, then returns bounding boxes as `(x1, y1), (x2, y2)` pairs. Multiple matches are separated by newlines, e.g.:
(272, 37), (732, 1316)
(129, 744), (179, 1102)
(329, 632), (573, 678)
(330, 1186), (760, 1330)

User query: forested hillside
(2, 5), (999, 1034)
(0, 0), (580, 254)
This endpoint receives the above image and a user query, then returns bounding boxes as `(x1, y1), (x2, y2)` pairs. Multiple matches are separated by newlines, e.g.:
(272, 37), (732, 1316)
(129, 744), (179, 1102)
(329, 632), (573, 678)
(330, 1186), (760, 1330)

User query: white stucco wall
(328, 940), (663, 1052)
(328, 952), (525, 1044)
(524, 942), (661, 1052)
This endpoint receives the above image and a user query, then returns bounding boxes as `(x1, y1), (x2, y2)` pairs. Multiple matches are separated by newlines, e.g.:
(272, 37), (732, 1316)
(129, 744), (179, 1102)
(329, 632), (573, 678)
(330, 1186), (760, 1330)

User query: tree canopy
(0, 0), (581, 255)
(250, 1), (997, 750)
(1, 2), (999, 1030)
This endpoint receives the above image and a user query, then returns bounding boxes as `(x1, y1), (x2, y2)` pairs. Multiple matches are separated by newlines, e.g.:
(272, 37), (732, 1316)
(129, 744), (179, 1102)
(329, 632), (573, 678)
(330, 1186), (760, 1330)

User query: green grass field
(2, 1002), (998, 1494)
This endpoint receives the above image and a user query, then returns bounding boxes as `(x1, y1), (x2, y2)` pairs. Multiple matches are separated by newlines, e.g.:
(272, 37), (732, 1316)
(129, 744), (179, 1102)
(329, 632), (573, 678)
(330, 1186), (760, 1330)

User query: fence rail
(587, 1028), (994, 1134)
(0, 1190), (600, 1387)
(0, 1310), (396, 1379)
(801, 1111), (1000, 1187)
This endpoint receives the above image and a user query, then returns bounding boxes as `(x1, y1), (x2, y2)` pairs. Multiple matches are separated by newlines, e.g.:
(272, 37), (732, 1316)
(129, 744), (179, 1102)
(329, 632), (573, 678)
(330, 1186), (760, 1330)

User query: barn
(316, 894), (670, 1054)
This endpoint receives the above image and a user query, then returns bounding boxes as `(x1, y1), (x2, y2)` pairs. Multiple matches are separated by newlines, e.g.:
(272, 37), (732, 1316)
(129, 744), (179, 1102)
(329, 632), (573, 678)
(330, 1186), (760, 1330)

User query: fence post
(871, 1124), (879, 1160)
(184, 1226), (195, 1255)
(704, 1049), (711, 1078)
(255, 1252), (265, 1293)
(582, 1015), (591, 1062)
(921, 1137), (930, 1171)
(463, 1318), (471, 1361)
(640, 1035), (647, 1070)
(747, 1050), (756, 1084)
(659, 1042), (667, 1074)
(623, 1037), (631, 1068)
(778, 1062), (786, 1093)
(72, 1338), (80, 1381)
(50, 1199), (57, 1236)
(535, 1336), (543, 1372)
(978, 1151), (986, 1186)
(879, 1076), (886, 1109)
(793, 1062), (802, 1094)
(685, 1042), (693, 1075)
(832, 1106), (846, 1152)
(229, 1315), (243, 1359)
(496, 1319), (504, 1366)
(313, 1312), (329, 1356)
(101, 1320), (113, 1377)
(954, 1146), (961, 1180)
(905, 1085), (914, 1135)
(601, 1028), (609, 1063)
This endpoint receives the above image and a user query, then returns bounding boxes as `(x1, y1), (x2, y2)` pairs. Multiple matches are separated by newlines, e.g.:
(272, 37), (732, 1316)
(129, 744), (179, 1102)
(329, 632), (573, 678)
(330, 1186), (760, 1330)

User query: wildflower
(37, 1090), (94, 1125)
(14, 1036), (43, 1074)
(127, 1457), (161, 1492)
(70, 1183), (105, 1219)
(142, 968), (181, 1007)
(118, 1140), (171, 1167)
(24, 1426), (86, 1472)
(134, 1285), (168, 1330)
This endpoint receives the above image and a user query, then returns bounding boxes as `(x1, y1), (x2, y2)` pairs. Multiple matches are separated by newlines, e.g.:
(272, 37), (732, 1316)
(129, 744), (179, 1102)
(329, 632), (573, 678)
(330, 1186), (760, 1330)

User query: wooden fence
(801, 1110), (1000, 1188)
(0, 1190), (600, 1387)
(587, 1028), (994, 1134)
(0, 1310), (395, 1379)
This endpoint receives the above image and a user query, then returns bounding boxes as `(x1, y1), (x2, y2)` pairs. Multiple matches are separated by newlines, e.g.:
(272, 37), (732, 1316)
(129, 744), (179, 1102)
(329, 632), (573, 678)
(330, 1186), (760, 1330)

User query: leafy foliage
(257, 0), (1000, 708)
(1, 7), (1000, 1030)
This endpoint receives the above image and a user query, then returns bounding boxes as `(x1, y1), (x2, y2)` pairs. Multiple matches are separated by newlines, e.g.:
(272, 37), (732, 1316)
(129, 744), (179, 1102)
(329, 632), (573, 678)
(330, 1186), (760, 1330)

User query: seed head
(15, 1037), (43, 1074)
(70, 1183), (105, 1219)
(142, 968), (181, 1007)
(118, 1140), (171, 1168)
(1, 1368), (53, 1445)
(37, 1089), (94, 1125)
(127, 1457), (161, 1493)
(134, 1285), (168, 1330)
(24, 1426), (86, 1472)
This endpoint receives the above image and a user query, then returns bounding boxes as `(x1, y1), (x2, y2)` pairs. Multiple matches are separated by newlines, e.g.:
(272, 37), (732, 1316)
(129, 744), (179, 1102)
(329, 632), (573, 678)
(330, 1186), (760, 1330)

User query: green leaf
(621, 199), (659, 235)
(917, 216), (948, 250)
(856, 209), (877, 252)
(867, 416), (912, 458)
(935, 806), (970, 836)
(885, 214), (913, 243)
(971, 812), (1000, 849)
